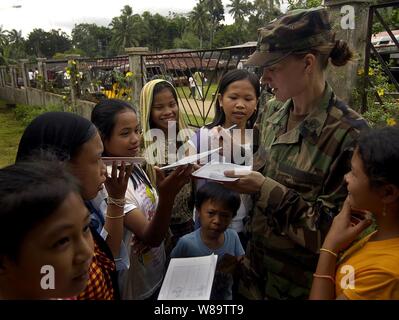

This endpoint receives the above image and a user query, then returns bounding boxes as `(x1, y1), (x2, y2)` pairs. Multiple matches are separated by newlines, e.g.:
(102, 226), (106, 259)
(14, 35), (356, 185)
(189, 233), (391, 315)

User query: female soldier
(222, 7), (368, 299)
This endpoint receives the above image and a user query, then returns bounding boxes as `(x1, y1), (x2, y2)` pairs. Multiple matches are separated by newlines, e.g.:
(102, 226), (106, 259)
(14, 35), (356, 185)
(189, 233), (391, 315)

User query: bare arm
(309, 199), (372, 300)
(103, 162), (132, 257)
(124, 165), (193, 247)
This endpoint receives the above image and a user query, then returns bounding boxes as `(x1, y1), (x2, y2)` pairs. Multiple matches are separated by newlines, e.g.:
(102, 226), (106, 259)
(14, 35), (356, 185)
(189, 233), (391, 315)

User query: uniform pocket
(275, 162), (324, 196)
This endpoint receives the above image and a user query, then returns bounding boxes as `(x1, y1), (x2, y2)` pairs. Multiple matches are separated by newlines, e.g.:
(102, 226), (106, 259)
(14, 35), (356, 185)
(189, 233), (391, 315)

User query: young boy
(170, 182), (244, 299)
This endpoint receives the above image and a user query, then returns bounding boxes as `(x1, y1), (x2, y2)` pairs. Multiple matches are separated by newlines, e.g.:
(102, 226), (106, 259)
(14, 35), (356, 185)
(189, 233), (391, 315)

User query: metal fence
(363, 1), (399, 112)
(141, 46), (257, 127)
(0, 45), (257, 127)
(43, 57), (132, 101)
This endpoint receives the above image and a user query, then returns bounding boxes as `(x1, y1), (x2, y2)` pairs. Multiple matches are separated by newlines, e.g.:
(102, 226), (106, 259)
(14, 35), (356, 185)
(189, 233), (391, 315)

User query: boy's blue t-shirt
(170, 228), (245, 260)
(170, 228), (245, 300)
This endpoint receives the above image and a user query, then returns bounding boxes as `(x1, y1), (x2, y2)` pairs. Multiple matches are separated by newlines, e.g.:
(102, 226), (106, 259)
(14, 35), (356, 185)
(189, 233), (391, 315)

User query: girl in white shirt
(189, 69), (260, 244)
(91, 98), (192, 299)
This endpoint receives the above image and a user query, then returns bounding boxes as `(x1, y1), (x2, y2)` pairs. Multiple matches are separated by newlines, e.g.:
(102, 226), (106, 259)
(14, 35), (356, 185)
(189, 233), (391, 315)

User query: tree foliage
(287, 0), (322, 10)
(189, 1), (210, 49)
(25, 28), (71, 58)
(1, 1), (398, 63)
(228, 0), (251, 26)
(110, 5), (140, 54)
(72, 23), (113, 57)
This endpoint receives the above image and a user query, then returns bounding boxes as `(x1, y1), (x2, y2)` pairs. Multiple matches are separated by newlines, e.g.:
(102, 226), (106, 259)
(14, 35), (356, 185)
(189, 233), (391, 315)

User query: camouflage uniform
(240, 84), (368, 300)
(241, 7), (369, 299)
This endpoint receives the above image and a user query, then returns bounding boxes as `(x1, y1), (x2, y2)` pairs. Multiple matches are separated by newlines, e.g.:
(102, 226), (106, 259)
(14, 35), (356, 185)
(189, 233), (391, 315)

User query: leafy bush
(363, 101), (398, 128)
(14, 104), (63, 126)
(355, 60), (399, 128)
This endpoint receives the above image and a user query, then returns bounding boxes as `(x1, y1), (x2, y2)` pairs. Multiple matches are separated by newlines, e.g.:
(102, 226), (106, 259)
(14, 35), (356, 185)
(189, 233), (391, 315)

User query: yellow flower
(62, 95), (67, 100)
(71, 60), (76, 65)
(357, 68), (364, 76)
(66, 69), (71, 75)
(368, 69), (374, 76)
(127, 97), (131, 101)
(125, 71), (133, 77)
(387, 118), (397, 126)
(145, 185), (155, 204)
(377, 88), (384, 96)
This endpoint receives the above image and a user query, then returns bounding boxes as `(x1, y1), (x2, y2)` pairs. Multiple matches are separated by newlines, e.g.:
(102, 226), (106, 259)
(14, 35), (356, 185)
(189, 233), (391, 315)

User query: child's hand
(155, 164), (193, 197)
(104, 161), (133, 199)
(322, 198), (373, 254)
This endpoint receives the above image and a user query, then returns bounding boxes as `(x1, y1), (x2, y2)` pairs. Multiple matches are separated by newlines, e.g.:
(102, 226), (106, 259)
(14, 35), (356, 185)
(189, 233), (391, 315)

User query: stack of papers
(159, 148), (221, 171)
(192, 162), (252, 182)
(158, 254), (218, 300)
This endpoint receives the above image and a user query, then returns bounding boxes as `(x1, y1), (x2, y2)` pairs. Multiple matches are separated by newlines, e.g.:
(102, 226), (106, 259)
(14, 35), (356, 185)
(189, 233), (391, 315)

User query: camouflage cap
(246, 7), (334, 67)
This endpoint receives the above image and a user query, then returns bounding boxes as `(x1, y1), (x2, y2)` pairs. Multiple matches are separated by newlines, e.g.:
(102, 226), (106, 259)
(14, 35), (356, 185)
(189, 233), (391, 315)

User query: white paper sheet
(159, 147), (221, 171)
(158, 254), (218, 300)
(191, 162), (252, 182)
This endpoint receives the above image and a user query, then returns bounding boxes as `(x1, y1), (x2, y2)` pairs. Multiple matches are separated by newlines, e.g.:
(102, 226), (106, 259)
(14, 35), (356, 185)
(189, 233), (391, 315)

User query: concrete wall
(325, 0), (371, 111)
(27, 88), (44, 106)
(76, 99), (96, 119)
(0, 87), (15, 103)
(0, 86), (95, 120)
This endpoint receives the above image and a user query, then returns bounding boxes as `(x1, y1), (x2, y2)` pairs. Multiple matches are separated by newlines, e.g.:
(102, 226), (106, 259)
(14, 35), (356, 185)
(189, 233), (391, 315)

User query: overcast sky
(0, 0), (242, 37)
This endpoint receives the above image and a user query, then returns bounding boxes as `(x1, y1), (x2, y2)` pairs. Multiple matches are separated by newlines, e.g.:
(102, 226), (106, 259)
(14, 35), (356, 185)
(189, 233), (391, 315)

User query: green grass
(182, 113), (213, 128)
(0, 100), (25, 168)
(176, 84), (219, 101)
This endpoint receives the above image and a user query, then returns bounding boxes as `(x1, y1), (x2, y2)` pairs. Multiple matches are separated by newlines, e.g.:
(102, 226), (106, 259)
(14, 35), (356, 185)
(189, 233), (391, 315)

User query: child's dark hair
(207, 69), (260, 129)
(0, 161), (80, 261)
(195, 182), (241, 217)
(150, 81), (179, 128)
(358, 126), (399, 189)
(16, 112), (97, 163)
(91, 98), (136, 141)
(91, 98), (151, 189)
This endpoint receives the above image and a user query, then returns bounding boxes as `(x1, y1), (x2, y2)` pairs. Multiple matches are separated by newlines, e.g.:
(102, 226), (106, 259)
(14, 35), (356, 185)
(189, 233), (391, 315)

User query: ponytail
(329, 40), (354, 67)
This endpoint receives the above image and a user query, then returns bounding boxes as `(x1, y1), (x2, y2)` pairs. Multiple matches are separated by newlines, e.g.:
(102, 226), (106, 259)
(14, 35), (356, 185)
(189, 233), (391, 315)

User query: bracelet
(108, 202), (125, 208)
(313, 273), (335, 284)
(105, 214), (124, 219)
(107, 197), (126, 208)
(320, 248), (338, 258)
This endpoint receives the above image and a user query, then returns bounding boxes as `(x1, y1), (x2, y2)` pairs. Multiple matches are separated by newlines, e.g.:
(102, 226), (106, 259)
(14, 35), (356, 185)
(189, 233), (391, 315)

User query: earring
(382, 204), (387, 217)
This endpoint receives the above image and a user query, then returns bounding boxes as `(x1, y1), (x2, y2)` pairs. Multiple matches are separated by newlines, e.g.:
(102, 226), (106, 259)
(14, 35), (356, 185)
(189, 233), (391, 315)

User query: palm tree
(189, 2), (210, 49)
(110, 5), (139, 54)
(7, 29), (23, 45)
(6, 29), (25, 61)
(0, 26), (10, 64)
(228, 0), (250, 26)
(254, 0), (281, 23)
(0, 26), (9, 50)
(204, 0), (224, 48)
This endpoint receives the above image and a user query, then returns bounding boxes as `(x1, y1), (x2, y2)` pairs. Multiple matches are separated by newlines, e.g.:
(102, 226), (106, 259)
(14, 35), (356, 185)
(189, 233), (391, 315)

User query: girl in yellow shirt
(310, 126), (399, 300)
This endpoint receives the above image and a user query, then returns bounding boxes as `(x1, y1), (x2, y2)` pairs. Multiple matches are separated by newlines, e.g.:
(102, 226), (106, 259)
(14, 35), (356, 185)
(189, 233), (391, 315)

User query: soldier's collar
(267, 83), (333, 141)
(298, 83), (333, 140)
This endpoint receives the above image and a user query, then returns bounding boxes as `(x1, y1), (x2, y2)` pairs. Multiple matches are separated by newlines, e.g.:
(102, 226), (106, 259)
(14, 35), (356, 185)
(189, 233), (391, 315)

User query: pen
(225, 124), (237, 131)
